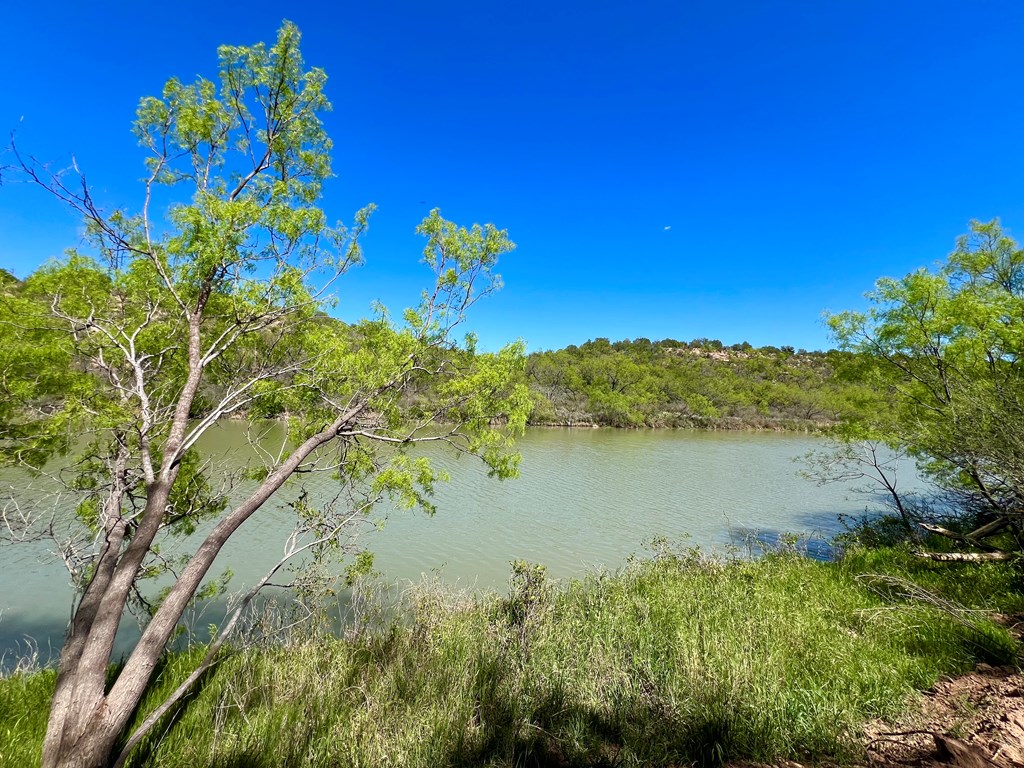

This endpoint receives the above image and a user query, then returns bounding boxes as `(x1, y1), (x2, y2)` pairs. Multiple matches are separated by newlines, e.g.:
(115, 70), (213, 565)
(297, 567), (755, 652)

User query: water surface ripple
(0, 427), (914, 658)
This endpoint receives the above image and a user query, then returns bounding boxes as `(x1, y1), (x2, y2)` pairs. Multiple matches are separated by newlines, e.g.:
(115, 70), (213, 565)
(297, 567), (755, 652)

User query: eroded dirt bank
(863, 662), (1024, 768)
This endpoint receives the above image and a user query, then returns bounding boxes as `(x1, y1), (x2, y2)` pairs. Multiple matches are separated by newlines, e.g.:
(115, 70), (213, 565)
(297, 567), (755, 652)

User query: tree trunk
(915, 550), (1013, 562)
(40, 409), (361, 768)
(43, 708), (124, 768)
(41, 445), (132, 768)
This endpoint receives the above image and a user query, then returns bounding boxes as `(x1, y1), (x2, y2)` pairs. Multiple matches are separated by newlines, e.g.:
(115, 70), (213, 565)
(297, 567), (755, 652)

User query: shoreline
(3, 545), (1019, 767)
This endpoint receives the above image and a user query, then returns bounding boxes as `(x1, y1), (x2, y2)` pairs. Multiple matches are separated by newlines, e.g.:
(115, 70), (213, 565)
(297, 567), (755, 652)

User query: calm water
(0, 426), (911, 659)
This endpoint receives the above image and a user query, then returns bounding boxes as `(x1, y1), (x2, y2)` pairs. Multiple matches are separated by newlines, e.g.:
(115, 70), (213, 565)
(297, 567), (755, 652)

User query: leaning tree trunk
(41, 476), (176, 768)
(41, 312), (212, 768)
(40, 409), (361, 768)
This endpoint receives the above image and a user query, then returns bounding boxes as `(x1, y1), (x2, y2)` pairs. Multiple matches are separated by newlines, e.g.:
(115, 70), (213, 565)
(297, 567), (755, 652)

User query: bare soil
(863, 661), (1024, 768)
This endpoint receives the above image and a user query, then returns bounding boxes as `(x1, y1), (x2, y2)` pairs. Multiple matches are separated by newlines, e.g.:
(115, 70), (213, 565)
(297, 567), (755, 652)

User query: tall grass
(0, 668), (54, 767)
(1, 547), (1019, 768)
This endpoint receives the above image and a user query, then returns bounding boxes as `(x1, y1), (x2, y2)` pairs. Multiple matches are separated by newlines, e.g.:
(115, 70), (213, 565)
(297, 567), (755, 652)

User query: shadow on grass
(118, 636), (751, 768)
(423, 691), (738, 768)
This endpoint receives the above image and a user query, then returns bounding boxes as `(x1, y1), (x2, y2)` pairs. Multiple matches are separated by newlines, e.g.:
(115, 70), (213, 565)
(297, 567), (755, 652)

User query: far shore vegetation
(523, 339), (860, 430)
(1, 262), (877, 435)
(0, 261), (870, 433)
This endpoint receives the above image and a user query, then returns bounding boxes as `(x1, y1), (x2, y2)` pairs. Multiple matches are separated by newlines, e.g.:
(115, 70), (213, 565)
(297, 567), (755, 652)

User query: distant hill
(523, 337), (869, 429)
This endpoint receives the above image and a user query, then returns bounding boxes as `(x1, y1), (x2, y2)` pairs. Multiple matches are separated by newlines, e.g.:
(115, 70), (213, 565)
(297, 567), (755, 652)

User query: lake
(0, 425), (910, 660)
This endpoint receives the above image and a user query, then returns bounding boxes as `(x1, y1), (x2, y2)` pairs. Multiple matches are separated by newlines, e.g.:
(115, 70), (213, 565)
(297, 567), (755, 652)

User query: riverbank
(524, 415), (836, 432)
(2, 545), (1020, 768)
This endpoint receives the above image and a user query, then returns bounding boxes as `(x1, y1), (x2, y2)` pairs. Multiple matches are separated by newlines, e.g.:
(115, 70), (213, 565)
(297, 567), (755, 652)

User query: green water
(0, 425), (911, 659)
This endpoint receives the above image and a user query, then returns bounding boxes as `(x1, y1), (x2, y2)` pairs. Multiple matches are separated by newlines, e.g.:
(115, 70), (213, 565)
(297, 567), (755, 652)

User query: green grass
(0, 667), (54, 768)
(2, 547), (1020, 768)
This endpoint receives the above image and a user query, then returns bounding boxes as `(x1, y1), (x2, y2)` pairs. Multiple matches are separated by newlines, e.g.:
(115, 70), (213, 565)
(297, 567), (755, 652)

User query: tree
(828, 219), (1024, 560)
(1, 22), (529, 768)
(801, 438), (921, 536)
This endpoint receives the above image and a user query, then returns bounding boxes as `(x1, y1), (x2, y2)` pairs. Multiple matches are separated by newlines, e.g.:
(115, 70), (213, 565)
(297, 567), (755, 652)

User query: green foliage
(840, 545), (1024, 617)
(0, 266), (98, 467)
(0, 669), (56, 768)
(524, 337), (863, 429)
(829, 219), (1024, 548)
(501, 560), (552, 647)
(1, 20), (528, 595)
(343, 550), (377, 587)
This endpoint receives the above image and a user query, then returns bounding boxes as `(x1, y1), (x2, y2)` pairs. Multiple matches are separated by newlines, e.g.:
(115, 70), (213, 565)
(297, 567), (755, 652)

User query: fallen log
(914, 550), (1014, 562)
(918, 522), (1007, 553)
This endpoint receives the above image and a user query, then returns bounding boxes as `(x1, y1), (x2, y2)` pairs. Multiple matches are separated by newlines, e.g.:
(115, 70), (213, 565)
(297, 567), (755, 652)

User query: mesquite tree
(0, 22), (529, 768)
(828, 219), (1024, 559)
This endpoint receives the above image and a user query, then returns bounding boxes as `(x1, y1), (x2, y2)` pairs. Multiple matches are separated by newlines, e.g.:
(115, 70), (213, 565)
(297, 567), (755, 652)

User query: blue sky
(2, 1), (1022, 352)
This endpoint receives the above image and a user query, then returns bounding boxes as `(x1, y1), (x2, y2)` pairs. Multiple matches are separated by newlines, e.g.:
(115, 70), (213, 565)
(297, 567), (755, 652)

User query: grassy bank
(2, 546), (1021, 768)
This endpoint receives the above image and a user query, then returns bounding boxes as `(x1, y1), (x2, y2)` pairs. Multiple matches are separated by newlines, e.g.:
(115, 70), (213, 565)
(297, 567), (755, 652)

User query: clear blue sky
(2, 1), (1022, 352)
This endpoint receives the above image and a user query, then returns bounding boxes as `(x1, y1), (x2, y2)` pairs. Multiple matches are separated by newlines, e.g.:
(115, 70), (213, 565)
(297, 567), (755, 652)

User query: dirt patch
(864, 662), (1024, 768)
(728, 614), (1024, 768)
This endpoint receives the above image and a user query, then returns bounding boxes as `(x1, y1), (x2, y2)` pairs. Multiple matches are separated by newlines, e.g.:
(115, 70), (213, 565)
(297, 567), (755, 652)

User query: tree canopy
(829, 219), (1024, 559)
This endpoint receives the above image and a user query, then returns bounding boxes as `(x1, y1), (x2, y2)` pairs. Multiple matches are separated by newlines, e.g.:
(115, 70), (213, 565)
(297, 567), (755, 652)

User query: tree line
(4, 259), (868, 436)
(523, 337), (869, 429)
